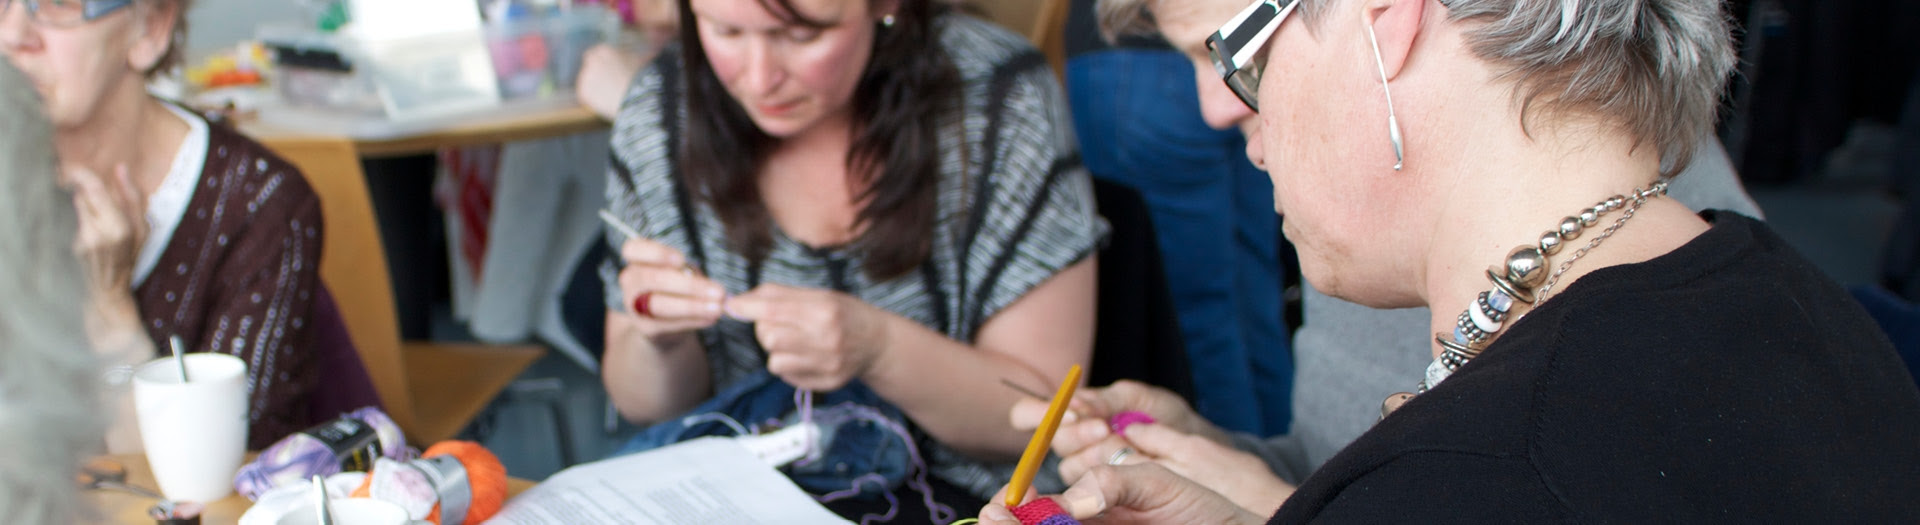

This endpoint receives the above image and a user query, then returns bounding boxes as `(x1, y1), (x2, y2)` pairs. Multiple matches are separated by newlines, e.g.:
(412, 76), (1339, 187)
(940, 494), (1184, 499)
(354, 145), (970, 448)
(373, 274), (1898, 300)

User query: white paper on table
(483, 438), (852, 525)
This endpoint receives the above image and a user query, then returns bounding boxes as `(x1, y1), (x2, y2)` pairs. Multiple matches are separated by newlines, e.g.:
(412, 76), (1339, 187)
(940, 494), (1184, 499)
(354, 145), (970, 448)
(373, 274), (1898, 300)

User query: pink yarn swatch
(1108, 411), (1156, 435)
(1011, 498), (1082, 525)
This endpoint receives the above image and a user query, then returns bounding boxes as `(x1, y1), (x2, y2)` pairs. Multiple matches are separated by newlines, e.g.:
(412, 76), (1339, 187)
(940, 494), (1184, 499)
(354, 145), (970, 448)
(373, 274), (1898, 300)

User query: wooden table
(234, 101), (580, 448)
(238, 104), (608, 159)
(92, 454), (537, 524)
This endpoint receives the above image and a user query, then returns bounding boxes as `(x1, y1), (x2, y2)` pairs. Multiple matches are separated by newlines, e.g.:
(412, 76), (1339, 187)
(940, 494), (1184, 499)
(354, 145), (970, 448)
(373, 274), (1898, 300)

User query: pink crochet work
(1109, 410), (1157, 435)
(1010, 498), (1082, 525)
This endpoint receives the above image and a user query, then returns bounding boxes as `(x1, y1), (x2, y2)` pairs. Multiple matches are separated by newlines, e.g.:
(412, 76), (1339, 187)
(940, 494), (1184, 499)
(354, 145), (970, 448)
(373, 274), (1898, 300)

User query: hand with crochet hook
(613, 235), (727, 339)
(1011, 380), (1225, 445)
(1010, 381), (1228, 473)
(726, 283), (888, 391)
(977, 462), (1265, 525)
(604, 226), (728, 425)
(1010, 381), (1294, 515)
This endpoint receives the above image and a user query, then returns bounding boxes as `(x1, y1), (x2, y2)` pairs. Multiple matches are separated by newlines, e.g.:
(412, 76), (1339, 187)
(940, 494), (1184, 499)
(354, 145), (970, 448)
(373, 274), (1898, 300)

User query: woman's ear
(1365, 0), (1425, 80)
(126, 2), (182, 74)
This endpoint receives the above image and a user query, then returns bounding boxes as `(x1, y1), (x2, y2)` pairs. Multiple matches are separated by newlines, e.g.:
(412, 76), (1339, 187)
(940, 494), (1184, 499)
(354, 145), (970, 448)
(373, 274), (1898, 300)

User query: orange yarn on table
(350, 440), (508, 525)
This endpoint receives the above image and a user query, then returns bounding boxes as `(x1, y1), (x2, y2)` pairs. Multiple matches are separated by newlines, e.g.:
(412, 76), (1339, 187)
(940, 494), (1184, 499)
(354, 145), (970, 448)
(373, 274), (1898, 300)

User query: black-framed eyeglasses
(1206, 0), (1299, 112)
(0, 0), (133, 28)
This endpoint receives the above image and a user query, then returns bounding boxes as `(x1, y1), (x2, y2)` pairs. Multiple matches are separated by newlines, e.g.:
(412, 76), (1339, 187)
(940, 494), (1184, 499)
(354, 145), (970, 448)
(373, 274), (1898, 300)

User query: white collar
(132, 103), (210, 287)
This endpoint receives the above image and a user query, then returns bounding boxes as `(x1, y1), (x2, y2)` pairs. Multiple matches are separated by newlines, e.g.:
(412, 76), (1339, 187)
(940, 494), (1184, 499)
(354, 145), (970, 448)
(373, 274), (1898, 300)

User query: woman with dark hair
(600, 0), (1105, 512)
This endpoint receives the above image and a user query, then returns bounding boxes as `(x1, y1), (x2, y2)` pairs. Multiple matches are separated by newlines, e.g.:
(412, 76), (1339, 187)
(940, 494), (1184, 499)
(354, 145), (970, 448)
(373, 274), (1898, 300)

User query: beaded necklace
(1381, 180), (1671, 417)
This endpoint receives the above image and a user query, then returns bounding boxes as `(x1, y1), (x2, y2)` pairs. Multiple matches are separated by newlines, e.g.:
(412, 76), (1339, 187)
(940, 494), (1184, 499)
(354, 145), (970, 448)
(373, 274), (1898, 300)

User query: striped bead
(1476, 292), (1508, 322)
(1488, 289), (1513, 312)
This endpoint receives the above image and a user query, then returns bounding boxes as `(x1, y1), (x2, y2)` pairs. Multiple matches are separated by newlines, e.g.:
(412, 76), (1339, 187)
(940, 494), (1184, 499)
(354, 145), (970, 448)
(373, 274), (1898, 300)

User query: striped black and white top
(601, 14), (1108, 498)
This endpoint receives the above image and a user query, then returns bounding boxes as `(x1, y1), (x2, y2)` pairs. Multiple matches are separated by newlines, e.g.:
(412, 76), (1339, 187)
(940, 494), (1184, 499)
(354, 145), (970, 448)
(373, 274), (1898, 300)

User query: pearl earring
(881, 14), (895, 28)
(1365, 23), (1404, 171)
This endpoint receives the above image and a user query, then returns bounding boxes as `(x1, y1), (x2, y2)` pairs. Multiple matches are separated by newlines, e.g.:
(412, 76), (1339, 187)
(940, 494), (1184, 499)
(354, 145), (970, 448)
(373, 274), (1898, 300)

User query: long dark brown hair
(677, 0), (959, 281)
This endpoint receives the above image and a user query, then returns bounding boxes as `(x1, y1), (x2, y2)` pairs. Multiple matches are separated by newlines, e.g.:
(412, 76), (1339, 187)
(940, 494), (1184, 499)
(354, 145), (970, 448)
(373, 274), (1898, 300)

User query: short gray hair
(1441, 0), (1736, 176)
(0, 61), (102, 524)
(1099, 0), (1735, 176)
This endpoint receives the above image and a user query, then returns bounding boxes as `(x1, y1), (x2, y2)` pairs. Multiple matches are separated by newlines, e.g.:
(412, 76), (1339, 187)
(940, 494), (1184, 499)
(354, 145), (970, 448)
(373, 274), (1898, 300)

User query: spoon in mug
(312, 475), (333, 525)
(168, 335), (190, 383)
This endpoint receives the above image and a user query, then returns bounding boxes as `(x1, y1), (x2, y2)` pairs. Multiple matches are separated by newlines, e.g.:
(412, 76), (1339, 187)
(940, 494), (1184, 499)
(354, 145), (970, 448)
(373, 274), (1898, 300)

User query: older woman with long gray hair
(0, 59), (105, 525)
(981, 0), (1920, 521)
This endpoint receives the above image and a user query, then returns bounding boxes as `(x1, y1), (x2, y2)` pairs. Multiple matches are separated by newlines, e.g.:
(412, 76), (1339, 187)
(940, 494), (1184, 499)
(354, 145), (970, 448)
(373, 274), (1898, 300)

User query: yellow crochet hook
(1005, 364), (1082, 508)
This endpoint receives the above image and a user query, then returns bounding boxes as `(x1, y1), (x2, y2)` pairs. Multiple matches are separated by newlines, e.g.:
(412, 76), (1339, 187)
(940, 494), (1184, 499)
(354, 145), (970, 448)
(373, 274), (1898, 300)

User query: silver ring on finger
(1107, 446), (1134, 466)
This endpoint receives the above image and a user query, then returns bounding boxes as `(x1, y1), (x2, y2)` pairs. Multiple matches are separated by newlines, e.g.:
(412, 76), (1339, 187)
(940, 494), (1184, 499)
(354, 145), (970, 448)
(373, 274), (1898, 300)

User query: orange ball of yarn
(423, 441), (508, 525)
(346, 440), (508, 525)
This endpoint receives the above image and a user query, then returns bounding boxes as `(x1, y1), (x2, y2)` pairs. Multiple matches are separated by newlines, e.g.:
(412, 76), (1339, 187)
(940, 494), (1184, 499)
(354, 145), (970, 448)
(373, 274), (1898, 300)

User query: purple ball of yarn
(231, 406), (409, 500)
(347, 406), (408, 462)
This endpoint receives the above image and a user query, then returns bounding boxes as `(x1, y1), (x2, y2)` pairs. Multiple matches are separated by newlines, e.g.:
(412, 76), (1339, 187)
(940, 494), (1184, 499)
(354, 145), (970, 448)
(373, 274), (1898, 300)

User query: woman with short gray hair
(980, 0), (1920, 521)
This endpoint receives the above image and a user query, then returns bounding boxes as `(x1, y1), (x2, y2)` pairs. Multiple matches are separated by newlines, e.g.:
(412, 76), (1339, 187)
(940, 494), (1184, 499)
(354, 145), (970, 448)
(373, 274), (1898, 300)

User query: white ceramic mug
(133, 352), (250, 503)
(276, 498), (416, 525)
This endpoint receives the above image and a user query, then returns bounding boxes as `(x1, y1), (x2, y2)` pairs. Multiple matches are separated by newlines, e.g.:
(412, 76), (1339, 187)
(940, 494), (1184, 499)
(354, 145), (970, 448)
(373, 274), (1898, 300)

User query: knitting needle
(602, 208), (705, 282)
(1002, 378), (1088, 421)
(1005, 364), (1081, 508)
(598, 209), (643, 241)
(999, 378), (1049, 400)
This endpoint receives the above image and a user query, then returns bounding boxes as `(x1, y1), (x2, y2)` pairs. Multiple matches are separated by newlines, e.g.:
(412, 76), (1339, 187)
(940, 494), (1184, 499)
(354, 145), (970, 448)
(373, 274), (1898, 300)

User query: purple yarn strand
(812, 401), (957, 524)
(817, 473), (892, 503)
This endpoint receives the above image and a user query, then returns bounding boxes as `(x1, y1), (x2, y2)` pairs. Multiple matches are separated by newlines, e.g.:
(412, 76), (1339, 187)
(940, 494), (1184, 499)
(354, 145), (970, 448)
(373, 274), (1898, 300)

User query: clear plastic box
(258, 5), (615, 136)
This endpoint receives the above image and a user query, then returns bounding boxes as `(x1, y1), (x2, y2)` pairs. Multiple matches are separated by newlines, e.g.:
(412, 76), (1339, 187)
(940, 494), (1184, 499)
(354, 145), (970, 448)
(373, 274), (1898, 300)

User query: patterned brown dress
(133, 114), (324, 449)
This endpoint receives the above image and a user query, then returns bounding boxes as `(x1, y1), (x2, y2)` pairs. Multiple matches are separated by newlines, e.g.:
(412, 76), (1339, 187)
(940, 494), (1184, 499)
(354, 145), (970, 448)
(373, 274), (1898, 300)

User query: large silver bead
(1577, 210), (1598, 227)
(1505, 246), (1549, 288)
(1538, 231), (1564, 255)
(1558, 216), (1584, 239)
(1607, 195), (1626, 209)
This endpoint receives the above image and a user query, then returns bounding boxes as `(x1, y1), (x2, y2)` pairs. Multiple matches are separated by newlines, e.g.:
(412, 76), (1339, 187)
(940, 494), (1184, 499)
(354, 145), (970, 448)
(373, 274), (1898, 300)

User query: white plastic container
(258, 5), (615, 136)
